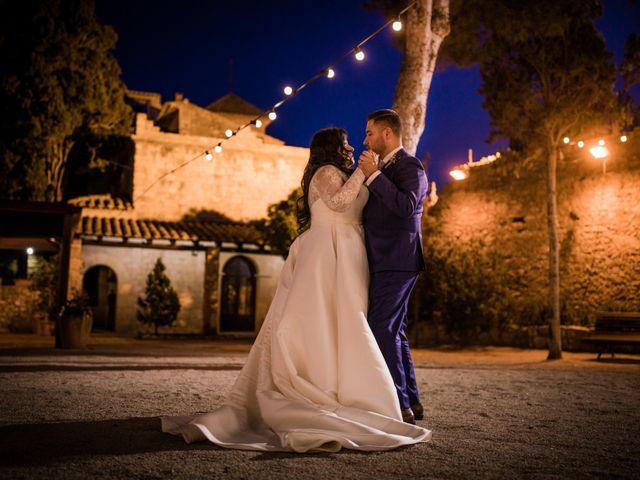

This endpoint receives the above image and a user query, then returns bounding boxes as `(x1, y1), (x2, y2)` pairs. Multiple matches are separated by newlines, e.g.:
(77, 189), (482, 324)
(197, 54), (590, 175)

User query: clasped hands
(358, 150), (379, 178)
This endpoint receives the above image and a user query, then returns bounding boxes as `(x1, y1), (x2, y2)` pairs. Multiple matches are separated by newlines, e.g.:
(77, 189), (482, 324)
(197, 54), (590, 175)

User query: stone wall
(131, 114), (308, 222)
(421, 141), (640, 347)
(0, 280), (41, 333)
(81, 244), (206, 335)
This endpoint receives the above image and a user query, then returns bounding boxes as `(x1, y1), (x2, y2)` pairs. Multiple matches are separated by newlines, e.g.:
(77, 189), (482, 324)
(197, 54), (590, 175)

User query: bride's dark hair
(296, 127), (353, 233)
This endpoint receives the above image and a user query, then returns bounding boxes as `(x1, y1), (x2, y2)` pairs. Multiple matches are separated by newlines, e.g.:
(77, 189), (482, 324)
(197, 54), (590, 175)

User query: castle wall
(424, 143), (640, 333)
(131, 114), (308, 222)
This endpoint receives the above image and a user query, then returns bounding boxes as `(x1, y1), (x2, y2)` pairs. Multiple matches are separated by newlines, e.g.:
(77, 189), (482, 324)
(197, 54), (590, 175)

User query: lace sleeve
(309, 165), (366, 212)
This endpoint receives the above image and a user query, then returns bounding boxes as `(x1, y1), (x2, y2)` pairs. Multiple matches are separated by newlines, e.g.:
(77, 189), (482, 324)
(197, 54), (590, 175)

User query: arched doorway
(220, 256), (256, 332)
(83, 265), (117, 332)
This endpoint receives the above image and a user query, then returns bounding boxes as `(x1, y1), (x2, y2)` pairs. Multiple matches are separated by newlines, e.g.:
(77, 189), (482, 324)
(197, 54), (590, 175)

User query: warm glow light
(225, 129), (233, 138)
(284, 86), (293, 96)
(598, 139), (605, 146)
(354, 48), (365, 61)
(450, 169), (468, 181)
(26, 247), (34, 255)
(214, 145), (222, 153)
(204, 151), (213, 161)
(620, 135), (628, 142)
(577, 140), (585, 148)
(589, 146), (609, 159)
(254, 119), (262, 128)
(326, 68), (335, 78)
(268, 111), (277, 121)
(392, 20), (402, 31)
(563, 136), (570, 144)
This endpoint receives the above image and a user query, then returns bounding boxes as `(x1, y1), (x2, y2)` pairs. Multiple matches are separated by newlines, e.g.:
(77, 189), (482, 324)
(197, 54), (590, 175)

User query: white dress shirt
(365, 146), (403, 186)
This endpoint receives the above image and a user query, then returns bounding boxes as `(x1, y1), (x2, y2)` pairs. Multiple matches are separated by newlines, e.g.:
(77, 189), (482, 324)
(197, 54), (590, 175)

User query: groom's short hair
(368, 109), (402, 137)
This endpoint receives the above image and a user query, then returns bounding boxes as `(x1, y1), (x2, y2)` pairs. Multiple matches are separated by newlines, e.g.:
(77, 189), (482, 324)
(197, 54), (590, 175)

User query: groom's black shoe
(401, 408), (416, 425)
(410, 402), (424, 421)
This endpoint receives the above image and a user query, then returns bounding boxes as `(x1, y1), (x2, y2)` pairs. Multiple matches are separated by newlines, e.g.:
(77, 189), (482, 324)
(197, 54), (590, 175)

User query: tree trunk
(392, 0), (450, 155)
(47, 138), (73, 201)
(546, 144), (562, 360)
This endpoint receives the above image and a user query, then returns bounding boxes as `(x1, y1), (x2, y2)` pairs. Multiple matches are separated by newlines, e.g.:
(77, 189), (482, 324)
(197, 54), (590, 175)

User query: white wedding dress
(161, 165), (431, 452)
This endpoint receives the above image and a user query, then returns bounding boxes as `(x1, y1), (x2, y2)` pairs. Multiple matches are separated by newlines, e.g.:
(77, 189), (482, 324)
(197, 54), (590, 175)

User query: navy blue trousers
(367, 271), (420, 410)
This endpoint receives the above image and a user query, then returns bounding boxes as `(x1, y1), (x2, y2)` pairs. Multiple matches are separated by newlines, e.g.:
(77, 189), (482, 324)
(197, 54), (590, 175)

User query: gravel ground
(0, 335), (639, 479)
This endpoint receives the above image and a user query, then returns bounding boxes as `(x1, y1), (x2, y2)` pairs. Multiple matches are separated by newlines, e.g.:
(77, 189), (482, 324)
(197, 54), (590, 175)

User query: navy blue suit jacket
(363, 148), (427, 273)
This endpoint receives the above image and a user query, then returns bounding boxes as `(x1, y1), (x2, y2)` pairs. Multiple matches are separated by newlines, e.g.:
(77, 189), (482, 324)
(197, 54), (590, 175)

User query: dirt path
(0, 334), (638, 479)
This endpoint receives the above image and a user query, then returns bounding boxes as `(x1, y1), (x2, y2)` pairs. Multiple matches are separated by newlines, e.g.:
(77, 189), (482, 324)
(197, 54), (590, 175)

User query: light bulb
(225, 129), (233, 138)
(326, 68), (335, 79)
(204, 151), (213, 161)
(563, 137), (570, 144)
(26, 247), (34, 255)
(392, 20), (402, 31)
(620, 135), (628, 143)
(577, 140), (585, 148)
(354, 48), (365, 61)
(214, 145), (222, 153)
(268, 111), (277, 121)
(284, 86), (293, 95)
(598, 139), (605, 146)
(255, 119), (263, 128)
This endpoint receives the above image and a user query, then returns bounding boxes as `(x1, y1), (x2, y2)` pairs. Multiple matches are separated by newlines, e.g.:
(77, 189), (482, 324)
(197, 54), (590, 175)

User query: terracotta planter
(60, 312), (93, 349)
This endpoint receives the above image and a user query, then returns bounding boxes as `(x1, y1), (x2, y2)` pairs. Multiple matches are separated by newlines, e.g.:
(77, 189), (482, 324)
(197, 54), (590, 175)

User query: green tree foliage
(620, 32), (640, 130)
(137, 258), (181, 335)
(421, 238), (512, 343)
(29, 254), (60, 321)
(253, 188), (305, 257)
(0, 0), (132, 200)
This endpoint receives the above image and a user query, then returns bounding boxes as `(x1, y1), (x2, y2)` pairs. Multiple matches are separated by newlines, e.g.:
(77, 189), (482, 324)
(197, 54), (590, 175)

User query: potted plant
(58, 290), (93, 349)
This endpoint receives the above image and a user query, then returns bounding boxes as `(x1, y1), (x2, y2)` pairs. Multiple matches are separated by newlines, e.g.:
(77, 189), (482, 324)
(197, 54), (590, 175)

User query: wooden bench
(582, 312), (640, 360)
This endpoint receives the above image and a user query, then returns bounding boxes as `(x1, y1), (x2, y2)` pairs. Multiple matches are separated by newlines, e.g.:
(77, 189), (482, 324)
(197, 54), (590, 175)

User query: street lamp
(449, 168), (468, 181)
(589, 145), (610, 173)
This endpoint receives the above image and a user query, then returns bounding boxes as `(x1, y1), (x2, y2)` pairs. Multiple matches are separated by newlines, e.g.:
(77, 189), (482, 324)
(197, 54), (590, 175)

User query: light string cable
(131, 1), (417, 206)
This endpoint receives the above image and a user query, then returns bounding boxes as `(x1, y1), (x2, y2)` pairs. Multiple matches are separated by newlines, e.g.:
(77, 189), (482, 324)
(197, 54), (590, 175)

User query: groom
(358, 109), (428, 425)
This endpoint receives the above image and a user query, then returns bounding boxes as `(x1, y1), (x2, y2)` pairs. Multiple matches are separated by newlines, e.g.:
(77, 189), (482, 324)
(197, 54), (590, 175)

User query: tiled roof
(77, 216), (264, 246)
(69, 195), (133, 211)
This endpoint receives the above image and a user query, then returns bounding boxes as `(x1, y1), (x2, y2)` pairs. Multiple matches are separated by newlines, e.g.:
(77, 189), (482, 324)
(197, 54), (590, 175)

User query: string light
(204, 151), (213, 161)
(577, 140), (585, 148)
(128, 1), (418, 208)
(620, 135), (628, 142)
(563, 137), (570, 144)
(598, 139), (605, 146)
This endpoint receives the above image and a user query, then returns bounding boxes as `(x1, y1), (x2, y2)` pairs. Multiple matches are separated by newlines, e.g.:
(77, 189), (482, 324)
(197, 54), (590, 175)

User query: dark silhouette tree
(0, 0), (132, 200)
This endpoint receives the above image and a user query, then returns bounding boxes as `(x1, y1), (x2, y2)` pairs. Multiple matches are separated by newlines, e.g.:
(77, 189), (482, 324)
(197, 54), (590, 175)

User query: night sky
(95, 0), (639, 191)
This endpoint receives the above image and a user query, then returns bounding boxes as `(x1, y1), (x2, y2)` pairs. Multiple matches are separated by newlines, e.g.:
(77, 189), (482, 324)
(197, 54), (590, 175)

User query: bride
(162, 128), (431, 452)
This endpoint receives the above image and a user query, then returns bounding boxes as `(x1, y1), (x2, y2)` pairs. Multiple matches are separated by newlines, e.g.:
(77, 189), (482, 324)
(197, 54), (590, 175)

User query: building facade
(68, 91), (309, 336)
